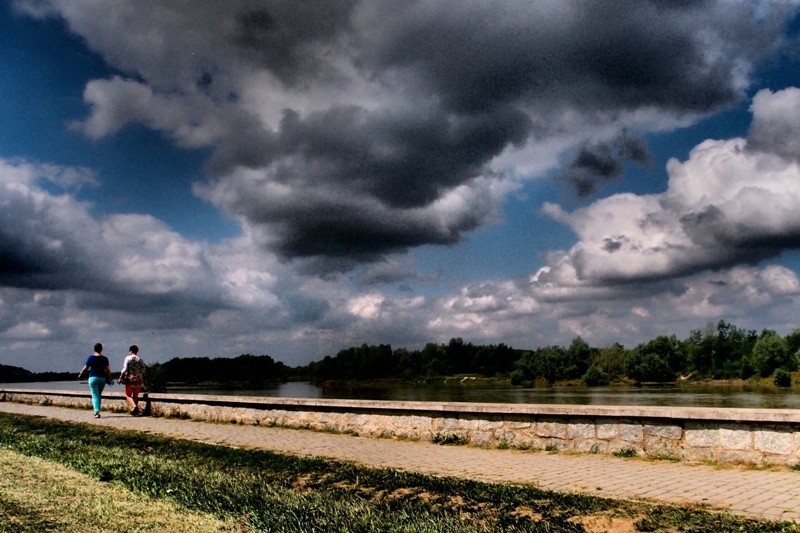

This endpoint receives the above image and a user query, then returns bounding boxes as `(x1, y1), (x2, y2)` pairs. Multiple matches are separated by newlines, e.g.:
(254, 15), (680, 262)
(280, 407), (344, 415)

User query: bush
(582, 364), (610, 386)
(774, 369), (792, 388)
(509, 369), (527, 385)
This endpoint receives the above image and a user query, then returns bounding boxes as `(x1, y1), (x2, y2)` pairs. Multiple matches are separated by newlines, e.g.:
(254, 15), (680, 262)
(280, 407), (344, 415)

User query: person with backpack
(118, 345), (147, 416)
(78, 342), (112, 418)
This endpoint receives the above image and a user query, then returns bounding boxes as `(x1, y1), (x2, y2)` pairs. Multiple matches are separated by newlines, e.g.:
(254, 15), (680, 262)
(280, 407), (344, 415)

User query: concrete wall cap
(3, 388), (800, 423)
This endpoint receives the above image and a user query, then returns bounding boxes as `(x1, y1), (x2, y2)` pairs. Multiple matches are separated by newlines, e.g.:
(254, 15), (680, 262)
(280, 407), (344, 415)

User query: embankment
(2, 388), (799, 466)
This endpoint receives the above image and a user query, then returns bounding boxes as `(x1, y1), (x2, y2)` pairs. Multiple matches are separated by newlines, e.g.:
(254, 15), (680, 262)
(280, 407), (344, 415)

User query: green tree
(513, 346), (566, 384)
(624, 335), (683, 383)
(471, 344), (518, 376)
(591, 343), (626, 380)
(785, 328), (800, 356)
(392, 348), (421, 379)
(685, 321), (757, 379)
(420, 343), (444, 377)
(563, 336), (592, 380)
(443, 337), (475, 375)
(783, 328), (800, 371)
(746, 330), (791, 378)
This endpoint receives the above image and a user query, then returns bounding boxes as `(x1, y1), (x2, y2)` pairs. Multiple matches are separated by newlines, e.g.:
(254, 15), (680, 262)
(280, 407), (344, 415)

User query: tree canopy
(4, 320), (799, 389)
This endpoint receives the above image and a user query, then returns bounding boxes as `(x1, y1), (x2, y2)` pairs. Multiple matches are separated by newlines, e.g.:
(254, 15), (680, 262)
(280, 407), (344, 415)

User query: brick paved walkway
(1, 401), (798, 523)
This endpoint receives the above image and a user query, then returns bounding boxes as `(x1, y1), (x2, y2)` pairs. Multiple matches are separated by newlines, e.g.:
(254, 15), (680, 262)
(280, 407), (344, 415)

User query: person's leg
(131, 386), (140, 409)
(132, 386), (144, 415)
(124, 384), (136, 411)
(87, 377), (105, 415)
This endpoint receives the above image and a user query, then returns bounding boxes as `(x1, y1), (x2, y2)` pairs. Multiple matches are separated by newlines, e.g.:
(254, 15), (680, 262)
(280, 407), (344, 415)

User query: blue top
(84, 354), (109, 378)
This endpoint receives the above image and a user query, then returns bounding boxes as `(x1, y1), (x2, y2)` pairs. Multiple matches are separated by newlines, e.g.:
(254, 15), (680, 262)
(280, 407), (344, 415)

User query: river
(2, 380), (799, 409)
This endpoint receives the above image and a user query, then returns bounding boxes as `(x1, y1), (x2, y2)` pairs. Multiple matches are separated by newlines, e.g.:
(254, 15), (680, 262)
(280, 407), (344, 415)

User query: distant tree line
(144, 354), (294, 391)
(0, 364), (73, 384)
(2, 320), (799, 389)
(302, 339), (518, 383)
(302, 321), (800, 387)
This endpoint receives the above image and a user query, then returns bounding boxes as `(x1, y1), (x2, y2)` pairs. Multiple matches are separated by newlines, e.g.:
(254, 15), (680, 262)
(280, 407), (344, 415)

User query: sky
(3, 1), (800, 372)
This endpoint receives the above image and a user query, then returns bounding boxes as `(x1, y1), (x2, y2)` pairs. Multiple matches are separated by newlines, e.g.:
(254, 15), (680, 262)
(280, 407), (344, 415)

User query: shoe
(130, 407), (139, 417)
(94, 413), (100, 418)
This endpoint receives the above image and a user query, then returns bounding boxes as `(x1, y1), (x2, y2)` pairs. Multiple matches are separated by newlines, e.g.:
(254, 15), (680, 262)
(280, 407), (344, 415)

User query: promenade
(0, 401), (798, 523)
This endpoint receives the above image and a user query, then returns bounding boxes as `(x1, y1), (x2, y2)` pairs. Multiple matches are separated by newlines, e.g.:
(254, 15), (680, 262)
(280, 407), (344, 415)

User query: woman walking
(78, 342), (112, 418)
(118, 345), (147, 416)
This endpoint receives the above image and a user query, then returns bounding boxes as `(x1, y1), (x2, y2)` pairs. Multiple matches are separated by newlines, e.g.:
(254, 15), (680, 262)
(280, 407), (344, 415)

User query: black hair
(129, 345), (139, 354)
(94, 343), (103, 353)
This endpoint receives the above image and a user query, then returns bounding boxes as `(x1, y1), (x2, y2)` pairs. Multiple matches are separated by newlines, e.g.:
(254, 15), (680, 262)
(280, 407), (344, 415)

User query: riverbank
(295, 372), (800, 394)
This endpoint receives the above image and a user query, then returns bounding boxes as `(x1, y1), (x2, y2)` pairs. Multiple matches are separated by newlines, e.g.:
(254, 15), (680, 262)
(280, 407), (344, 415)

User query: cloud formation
(5, 2), (800, 372)
(16, 0), (797, 268)
(0, 157), (346, 367)
(556, 133), (651, 197)
(541, 87), (800, 285)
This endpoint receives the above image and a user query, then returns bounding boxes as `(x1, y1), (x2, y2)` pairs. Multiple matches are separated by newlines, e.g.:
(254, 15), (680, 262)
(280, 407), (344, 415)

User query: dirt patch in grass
(569, 514), (639, 532)
(511, 506), (543, 521)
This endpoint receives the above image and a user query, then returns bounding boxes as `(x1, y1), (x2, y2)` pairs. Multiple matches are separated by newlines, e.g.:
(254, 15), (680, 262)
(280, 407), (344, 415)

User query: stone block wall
(2, 388), (799, 466)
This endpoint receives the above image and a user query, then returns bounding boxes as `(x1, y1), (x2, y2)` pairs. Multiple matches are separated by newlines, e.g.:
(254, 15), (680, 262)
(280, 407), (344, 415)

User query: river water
(3, 380), (799, 409)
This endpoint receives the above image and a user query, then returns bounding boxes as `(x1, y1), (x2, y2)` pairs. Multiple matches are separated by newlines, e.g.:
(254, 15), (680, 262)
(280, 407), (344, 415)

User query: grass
(431, 432), (468, 446)
(612, 448), (639, 458)
(0, 412), (798, 532)
(0, 447), (246, 532)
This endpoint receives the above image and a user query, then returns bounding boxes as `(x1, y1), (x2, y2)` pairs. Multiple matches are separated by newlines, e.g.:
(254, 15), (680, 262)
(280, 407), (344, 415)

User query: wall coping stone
(3, 388), (799, 424)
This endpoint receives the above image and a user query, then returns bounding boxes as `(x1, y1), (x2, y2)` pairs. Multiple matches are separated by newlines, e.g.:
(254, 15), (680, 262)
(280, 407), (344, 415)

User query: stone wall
(2, 388), (799, 466)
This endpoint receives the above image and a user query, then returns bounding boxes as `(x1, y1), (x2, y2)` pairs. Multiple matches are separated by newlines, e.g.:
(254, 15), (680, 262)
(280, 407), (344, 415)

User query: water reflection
(355, 384), (800, 409)
(7, 380), (799, 409)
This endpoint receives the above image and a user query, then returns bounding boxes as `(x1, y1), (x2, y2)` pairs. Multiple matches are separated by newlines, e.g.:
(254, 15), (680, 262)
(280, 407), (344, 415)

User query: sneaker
(94, 413), (100, 418)
(130, 407), (139, 417)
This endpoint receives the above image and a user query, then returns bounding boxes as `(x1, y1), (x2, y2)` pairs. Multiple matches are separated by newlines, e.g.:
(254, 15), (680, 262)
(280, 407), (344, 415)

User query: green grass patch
(431, 432), (468, 446)
(612, 447), (638, 458)
(0, 447), (245, 532)
(0, 412), (796, 532)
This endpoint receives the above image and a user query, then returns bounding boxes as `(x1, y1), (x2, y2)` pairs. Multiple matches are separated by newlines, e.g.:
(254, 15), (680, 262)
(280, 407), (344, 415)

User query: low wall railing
(2, 388), (799, 467)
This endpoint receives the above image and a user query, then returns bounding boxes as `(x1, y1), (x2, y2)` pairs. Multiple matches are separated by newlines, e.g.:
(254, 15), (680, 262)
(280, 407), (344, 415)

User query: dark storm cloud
(223, 0), (777, 262)
(74, 290), (224, 329)
(28, 0), (799, 268)
(199, 104), (515, 264)
(558, 143), (622, 198)
(210, 172), (499, 262)
(0, 193), (104, 291)
(358, 1), (775, 114)
(618, 135), (651, 164)
(231, 2), (358, 86)
(268, 106), (528, 208)
(557, 134), (651, 197)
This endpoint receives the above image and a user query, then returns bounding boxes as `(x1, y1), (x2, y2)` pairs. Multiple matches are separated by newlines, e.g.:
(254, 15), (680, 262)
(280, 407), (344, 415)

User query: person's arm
(78, 365), (88, 379)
